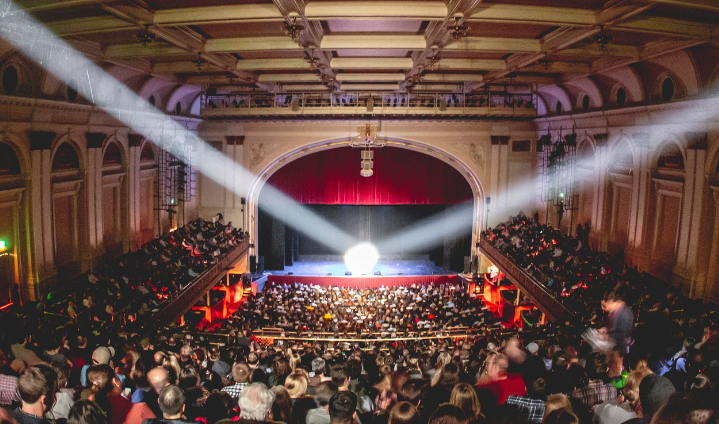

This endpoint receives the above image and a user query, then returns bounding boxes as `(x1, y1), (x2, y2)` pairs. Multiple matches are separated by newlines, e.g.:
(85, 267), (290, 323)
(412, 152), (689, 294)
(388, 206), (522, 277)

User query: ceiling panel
(326, 19), (424, 33)
(238, 51), (308, 59)
(29, 4), (109, 21)
(645, 4), (719, 24)
(438, 51), (508, 60)
(465, 22), (556, 39)
(482, 0), (605, 9)
(335, 49), (410, 57)
(75, 29), (141, 45)
(146, 0), (272, 10)
(196, 22), (286, 39)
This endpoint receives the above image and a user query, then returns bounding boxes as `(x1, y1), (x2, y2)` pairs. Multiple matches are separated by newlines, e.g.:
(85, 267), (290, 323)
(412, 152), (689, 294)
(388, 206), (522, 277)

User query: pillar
(628, 133), (651, 268)
(85, 132), (107, 268)
(127, 134), (143, 249)
(28, 131), (55, 300)
(675, 134), (707, 289)
(703, 187), (719, 300)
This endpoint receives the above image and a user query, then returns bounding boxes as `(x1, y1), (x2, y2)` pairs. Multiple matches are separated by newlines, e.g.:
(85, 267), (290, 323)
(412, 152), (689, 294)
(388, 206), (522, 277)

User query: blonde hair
(544, 394), (573, 418)
(450, 383), (483, 421)
(289, 354), (302, 373)
(624, 368), (653, 409)
(284, 372), (308, 398)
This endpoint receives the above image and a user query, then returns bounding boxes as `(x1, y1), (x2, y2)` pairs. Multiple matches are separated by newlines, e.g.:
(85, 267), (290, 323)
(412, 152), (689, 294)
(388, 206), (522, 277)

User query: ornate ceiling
(16, 0), (719, 94)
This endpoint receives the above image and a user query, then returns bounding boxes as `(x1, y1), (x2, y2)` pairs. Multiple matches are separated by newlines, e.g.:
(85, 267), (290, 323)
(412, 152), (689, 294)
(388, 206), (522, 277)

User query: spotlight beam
(376, 201), (474, 254)
(0, 0), (354, 252)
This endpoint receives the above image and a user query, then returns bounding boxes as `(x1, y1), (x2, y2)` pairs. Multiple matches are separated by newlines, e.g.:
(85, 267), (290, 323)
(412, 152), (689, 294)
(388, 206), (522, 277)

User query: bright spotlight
(343, 243), (379, 275)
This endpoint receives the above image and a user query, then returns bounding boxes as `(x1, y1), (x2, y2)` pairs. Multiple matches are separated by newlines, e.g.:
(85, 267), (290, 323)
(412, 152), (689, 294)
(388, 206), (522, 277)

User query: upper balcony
(200, 91), (537, 119)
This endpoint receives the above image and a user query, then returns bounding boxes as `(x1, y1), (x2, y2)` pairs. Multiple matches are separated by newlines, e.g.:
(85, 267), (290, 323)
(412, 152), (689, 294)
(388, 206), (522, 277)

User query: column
(590, 133), (609, 251)
(127, 134), (143, 249)
(28, 131), (55, 300)
(490, 136), (509, 223)
(628, 133), (651, 268)
(85, 132), (107, 267)
(675, 134), (707, 281)
(703, 187), (719, 300)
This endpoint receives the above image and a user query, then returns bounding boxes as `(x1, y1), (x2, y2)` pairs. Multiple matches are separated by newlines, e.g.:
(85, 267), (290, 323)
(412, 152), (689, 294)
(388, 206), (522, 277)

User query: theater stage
(265, 255), (459, 288)
(273, 255), (446, 276)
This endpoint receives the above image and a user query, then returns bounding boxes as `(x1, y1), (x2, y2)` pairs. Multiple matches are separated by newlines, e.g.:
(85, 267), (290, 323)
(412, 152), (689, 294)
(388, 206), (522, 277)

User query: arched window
(2, 65), (18, 94)
(140, 143), (155, 162)
(610, 147), (633, 175)
(103, 142), (122, 166)
(657, 143), (684, 170)
(0, 143), (21, 176)
(581, 95), (590, 112)
(661, 77), (675, 102)
(616, 87), (626, 108)
(52, 143), (80, 171)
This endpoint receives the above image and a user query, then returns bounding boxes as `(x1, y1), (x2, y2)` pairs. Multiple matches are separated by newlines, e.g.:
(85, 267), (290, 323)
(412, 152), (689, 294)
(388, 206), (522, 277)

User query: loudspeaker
(241, 197), (246, 205)
(463, 256), (471, 274)
(471, 255), (479, 274)
(486, 197), (491, 205)
(249, 255), (257, 273)
(257, 256), (265, 274)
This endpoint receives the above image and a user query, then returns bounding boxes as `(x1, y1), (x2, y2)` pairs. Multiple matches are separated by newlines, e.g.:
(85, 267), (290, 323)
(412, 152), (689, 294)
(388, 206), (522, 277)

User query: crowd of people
(233, 282), (494, 337)
(25, 217), (246, 331)
(0, 212), (718, 424)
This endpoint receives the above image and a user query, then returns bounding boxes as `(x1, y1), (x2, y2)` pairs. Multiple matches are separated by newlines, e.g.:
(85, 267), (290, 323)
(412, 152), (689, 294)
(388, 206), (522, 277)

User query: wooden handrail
(479, 239), (576, 322)
(153, 239), (249, 323)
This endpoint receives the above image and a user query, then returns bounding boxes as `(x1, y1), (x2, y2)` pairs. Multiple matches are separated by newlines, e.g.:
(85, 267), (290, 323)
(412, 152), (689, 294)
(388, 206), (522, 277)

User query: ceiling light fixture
(448, 16), (470, 40)
(135, 24), (156, 47)
(284, 14), (305, 41)
(538, 54), (552, 71)
(350, 122), (386, 177)
(593, 25), (612, 49)
(191, 52), (208, 71)
(306, 46), (319, 70)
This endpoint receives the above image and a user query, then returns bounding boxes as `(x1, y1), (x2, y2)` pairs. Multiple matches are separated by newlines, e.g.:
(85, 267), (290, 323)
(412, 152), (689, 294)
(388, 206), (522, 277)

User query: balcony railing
(201, 91), (537, 118)
(153, 239), (249, 323)
(479, 239), (576, 323)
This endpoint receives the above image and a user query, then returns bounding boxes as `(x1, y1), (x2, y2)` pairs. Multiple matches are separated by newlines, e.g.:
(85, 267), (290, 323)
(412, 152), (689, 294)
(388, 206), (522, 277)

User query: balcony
(200, 91), (537, 119)
(153, 238), (249, 323)
(479, 239), (576, 323)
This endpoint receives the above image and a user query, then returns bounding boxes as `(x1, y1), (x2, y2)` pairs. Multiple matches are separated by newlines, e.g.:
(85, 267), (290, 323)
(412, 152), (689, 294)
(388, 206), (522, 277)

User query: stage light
(0, 240), (6, 251)
(344, 243), (379, 276)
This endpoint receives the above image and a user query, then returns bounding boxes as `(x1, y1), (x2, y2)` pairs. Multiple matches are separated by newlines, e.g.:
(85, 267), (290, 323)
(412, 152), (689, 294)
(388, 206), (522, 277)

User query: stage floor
(273, 255), (447, 276)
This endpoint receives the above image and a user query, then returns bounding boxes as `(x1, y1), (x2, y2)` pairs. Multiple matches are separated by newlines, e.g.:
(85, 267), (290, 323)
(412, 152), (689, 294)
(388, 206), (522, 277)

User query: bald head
(148, 367), (170, 393)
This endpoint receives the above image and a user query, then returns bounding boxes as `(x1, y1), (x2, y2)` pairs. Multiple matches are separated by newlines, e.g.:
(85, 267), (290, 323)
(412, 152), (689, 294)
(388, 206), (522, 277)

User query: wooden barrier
(479, 239), (576, 322)
(153, 239), (249, 323)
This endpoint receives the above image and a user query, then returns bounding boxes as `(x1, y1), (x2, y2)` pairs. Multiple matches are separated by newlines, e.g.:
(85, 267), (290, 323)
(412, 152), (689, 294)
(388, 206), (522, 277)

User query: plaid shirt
(221, 382), (248, 399)
(505, 395), (545, 423)
(0, 374), (20, 406)
(571, 380), (618, 409)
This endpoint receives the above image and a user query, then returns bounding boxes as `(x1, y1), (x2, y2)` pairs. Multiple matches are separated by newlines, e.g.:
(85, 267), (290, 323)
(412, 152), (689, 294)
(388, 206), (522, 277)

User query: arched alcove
(255, 145), (475, 272)
(247, 137), (486, 270)
(101, 139), (128, 258)
(0, 141), (27, 303)
(50, 141), (84, 272)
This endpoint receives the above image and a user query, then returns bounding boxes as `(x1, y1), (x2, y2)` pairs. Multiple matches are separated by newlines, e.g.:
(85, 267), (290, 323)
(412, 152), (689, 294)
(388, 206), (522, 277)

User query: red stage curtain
(265, 147), (473, 205)
(267, 274), (460, 288)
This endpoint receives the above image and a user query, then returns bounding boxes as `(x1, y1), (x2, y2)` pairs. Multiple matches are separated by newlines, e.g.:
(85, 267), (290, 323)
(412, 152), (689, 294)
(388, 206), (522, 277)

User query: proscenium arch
(246, 137), (487, 259)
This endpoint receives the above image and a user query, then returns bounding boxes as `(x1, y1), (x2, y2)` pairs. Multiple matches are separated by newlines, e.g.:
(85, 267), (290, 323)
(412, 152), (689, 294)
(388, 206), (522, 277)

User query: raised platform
(267, 274), (460, 288)
(274, 255), (445, 276)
